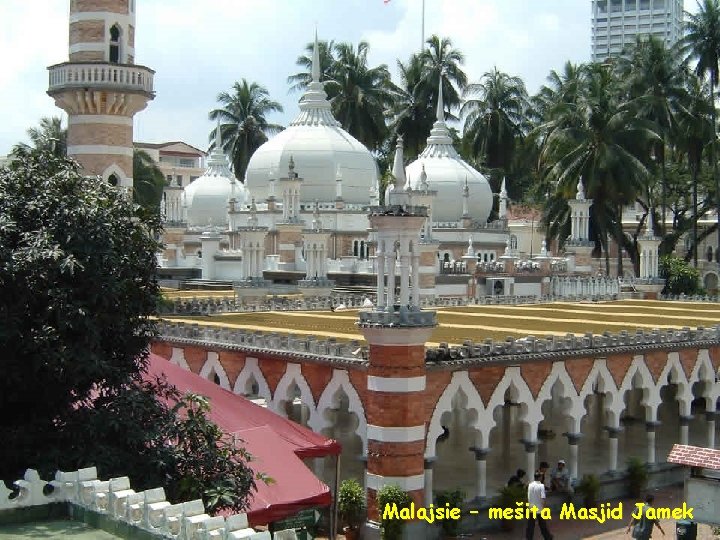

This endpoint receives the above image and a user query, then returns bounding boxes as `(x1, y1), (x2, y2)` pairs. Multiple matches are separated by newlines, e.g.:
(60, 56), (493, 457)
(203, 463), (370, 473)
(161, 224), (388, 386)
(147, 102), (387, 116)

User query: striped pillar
(48, 0), (154, 191)
(362, 327), (433, 521)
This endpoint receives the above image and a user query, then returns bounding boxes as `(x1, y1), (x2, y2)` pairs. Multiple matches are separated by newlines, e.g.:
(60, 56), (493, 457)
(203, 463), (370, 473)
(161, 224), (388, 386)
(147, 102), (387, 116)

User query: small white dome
(405, 84), (492, 223)
(184, 144), (247, 228)
(245, 36), (378, 204)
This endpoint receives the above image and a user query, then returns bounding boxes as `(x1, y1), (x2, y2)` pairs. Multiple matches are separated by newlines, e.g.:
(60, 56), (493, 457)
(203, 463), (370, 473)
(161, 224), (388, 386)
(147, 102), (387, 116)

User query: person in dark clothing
(536, 461), (549, 487)
(508, 468), (526, 488)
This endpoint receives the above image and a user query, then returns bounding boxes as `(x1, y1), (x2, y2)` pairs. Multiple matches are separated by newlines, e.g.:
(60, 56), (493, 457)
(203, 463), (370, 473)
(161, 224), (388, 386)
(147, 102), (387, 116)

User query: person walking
(626, 494), (665, 539)
(526, 472), (553, 540)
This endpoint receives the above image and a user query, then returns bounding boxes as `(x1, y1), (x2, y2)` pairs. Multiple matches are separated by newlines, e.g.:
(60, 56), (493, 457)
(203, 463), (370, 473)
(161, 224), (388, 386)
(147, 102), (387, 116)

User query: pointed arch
(199, 352), (231, 390)
(657, 352), (693, 416)
(535, 362), (586, 433)
(425, 371), (487, 459)
(486, 366), (539, 432)
(101, 164), (128, 187)
(170, 347), (189, 370)
(311, 369), (367, 453)
(578, 359), (621, 427)
(270, 363), (315, 418)
(618, 355), (661, 422)
(233, 357), (271, 402)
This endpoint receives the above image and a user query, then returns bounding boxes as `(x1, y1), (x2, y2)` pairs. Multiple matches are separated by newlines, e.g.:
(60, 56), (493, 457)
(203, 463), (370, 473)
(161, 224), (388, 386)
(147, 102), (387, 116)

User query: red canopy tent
(145, 353), (340, 525)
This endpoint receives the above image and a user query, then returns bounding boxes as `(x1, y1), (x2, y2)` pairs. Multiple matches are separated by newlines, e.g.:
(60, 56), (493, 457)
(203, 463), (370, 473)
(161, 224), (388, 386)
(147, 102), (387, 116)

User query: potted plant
(377, 484), (412, 540)
(338, 478), (366, 540)
(626, 457), (648, 498)
(435, 489), (465, 538)
(495, 483), (526, 531)
(575, 474), (600, 508)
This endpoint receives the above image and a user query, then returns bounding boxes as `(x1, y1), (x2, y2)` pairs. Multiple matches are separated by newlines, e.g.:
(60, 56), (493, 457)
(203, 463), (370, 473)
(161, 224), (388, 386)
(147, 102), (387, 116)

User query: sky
(0, 0), (699, 156)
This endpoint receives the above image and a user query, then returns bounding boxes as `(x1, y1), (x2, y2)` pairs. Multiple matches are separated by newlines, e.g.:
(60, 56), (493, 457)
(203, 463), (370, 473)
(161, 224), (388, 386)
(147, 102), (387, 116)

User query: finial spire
(312, 30), (320, 83)
(215, 119), (222, 152)
(436, 71), (445, 122)
(419, 164), (428, 191)
(392, 135), (406, 190)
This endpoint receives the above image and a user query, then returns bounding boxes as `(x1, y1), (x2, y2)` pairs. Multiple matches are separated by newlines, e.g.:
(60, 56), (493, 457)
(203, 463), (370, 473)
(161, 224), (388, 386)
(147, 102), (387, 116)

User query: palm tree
(209, 79), (284, 181)
(14, 116), (67, 157)
(538, 63), (660, 275)
(461, 67), (529, 197)
(388, 53), (434, 160)
(420, 35), (467, 118)
(328, 41), (395, 151)
(620, 35), (688, 239)
(133, 149), (165, 214)
(287, 39), (337, 94)
(682, 0), (720, 261)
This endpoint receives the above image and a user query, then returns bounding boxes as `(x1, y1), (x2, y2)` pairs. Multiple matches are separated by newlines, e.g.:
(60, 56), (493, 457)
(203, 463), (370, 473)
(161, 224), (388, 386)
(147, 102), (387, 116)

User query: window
(179, 158), (195, 168)
(176, 175), (182, 186)
(640, 0), (650, 9)
(653, 0), (665, 8)
(166, 174), (173, 185)
(610, 0), (622, 12)
(108, 173), (119, 187)
(597, 0), (607, 13)
(596, 17), (607, 22)
(109, 24), (121, 63)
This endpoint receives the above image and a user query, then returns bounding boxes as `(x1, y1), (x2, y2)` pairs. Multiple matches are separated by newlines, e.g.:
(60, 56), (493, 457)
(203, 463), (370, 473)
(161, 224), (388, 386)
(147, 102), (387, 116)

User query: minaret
(499, 177), (509, 220)
(566, 177), (594, 274)
(47, 0), (155, 192)
(359, 180), (436, 520)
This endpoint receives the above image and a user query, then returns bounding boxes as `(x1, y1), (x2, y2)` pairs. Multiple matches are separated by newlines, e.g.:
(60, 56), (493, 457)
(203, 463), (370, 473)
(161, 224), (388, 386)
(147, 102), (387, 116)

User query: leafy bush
(660, 255), (703, 295)
(626, 457), (648, 498)
(435, 489), (465, 537)
(338, 478), (366, 531)
(575, 474), (600, 507)
(378, 485), (412, 540)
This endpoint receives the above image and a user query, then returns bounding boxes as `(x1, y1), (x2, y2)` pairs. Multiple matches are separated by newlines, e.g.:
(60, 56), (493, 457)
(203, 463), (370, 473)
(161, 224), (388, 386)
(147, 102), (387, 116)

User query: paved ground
(0, 520), (122, 539)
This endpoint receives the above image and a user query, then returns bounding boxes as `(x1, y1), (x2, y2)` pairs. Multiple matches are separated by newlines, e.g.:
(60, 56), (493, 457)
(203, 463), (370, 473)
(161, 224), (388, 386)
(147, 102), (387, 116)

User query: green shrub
(435, 489), (465, 537)
(626, 457), (648, 498)
(660, 255), (703, 295)
(575, 474), (600, 507)
(378, 485), (412, 540)
(338, 478), (366, 531)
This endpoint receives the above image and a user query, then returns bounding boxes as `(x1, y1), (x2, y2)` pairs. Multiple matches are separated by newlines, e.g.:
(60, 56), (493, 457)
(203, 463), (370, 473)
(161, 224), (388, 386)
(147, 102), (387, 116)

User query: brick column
(362, 328), (432, 520)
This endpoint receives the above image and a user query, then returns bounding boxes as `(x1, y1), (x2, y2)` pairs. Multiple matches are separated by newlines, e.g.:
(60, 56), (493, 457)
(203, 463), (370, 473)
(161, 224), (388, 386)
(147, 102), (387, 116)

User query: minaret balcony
(48, 62), (155, 97)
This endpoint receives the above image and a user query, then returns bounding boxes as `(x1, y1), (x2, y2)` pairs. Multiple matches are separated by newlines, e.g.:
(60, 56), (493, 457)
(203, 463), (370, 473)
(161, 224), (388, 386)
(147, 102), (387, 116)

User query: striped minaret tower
(358, 144), (437, 520)
(47, 0), (155, 192)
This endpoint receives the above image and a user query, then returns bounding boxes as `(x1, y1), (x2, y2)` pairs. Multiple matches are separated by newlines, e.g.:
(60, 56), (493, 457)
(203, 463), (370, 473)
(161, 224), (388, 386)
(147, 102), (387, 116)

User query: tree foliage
(660, 255), (704, 295)
(0, 149), (257, 514)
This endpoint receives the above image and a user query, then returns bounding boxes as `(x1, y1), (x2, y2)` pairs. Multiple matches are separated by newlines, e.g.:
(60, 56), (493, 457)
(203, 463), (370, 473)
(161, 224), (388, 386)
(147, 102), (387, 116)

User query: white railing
(48, 63), (155, 94)
(0, 467), (273, 540)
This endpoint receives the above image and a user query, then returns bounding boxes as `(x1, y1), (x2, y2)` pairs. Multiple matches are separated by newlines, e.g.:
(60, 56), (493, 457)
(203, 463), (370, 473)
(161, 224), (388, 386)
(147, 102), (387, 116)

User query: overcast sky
(0, 0), (700, 155)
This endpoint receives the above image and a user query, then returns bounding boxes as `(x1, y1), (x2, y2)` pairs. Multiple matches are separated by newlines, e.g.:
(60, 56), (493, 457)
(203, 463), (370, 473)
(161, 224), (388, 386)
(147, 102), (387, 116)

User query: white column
(387, 248), (396, 307)
(424, 458), (435, 507)
(399, 240), (410, 306)
(471, 448), (489, 500)
(646, 422), (658, 465)
(707, 413), (716, 449)
(523, 440), (537, 481)
(679, 415), (691, 446)
(376, 246), (385, 309)
(565, 433), (581, 481)
(606, 427), (620, 474)
(411, 253), (420, 306)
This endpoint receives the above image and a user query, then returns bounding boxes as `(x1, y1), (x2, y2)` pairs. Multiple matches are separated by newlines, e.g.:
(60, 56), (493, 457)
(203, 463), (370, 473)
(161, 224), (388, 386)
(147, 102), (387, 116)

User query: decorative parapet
(0, 467), (265, 540)
(157, 321), (367, 365)
(425, 325), (720, 367)
(357, 306), (437, 329)
(47, 62), (155, 96)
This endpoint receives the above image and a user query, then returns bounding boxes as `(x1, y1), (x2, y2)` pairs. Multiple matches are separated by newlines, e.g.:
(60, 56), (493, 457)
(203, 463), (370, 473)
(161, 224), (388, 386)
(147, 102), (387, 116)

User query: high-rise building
(47, 0), (155, 192)
(591, 0), (684, 62)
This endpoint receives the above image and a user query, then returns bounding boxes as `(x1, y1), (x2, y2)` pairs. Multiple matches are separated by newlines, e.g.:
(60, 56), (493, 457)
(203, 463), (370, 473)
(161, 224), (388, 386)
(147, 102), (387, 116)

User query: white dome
(245, 48), (378, 204)
(184, 145), (247, 228)
(405, 93), (492, 223)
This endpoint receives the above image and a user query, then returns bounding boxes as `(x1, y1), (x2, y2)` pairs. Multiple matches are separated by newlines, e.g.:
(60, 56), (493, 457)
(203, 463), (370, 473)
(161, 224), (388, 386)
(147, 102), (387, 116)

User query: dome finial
(312, 30), (320, 83)
(215, 118), (222, 152)
(419, 163), (428, 191)
(288, 155), (296, 178)
(436, 70), (445, 123)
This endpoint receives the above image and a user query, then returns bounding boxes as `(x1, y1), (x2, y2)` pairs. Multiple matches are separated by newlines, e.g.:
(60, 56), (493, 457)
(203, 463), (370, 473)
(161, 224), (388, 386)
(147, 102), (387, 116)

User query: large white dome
(245, 43), (378, 204)
(184, 144), (247, 229)
(405, 93), (492, 223)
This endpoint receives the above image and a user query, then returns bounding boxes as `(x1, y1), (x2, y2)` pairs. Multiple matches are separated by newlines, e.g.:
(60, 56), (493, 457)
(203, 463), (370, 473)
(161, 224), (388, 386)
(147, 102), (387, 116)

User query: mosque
(43, 1), (720, 533)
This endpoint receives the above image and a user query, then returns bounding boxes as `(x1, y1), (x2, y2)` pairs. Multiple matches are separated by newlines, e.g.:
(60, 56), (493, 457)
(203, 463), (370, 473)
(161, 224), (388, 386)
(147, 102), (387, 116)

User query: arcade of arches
(154, 342), (720, 501)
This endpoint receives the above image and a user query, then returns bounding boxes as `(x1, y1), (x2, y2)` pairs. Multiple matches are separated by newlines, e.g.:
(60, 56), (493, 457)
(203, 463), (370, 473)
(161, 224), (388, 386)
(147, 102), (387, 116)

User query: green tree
(13, 116), (67, 157)
(209, 79), (284, 181)
(682, 0), (720, 261)
(461, 67), (529, 199)
(420, 35), (468, 118)
(0, 148), (257, 513)
(660, 255), (703, 295)
(388, 53), (435, 160)
(327, 41), (395, 151)
(133, 148), (165, 214)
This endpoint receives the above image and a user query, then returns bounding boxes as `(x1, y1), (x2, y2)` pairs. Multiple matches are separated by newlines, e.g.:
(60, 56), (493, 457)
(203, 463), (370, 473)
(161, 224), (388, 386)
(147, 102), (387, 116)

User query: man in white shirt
(526, 472), (553, 540)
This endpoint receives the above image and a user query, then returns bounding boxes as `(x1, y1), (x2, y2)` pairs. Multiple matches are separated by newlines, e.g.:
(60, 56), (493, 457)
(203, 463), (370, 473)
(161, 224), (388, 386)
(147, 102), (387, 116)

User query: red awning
(145, 353), (340, 525)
